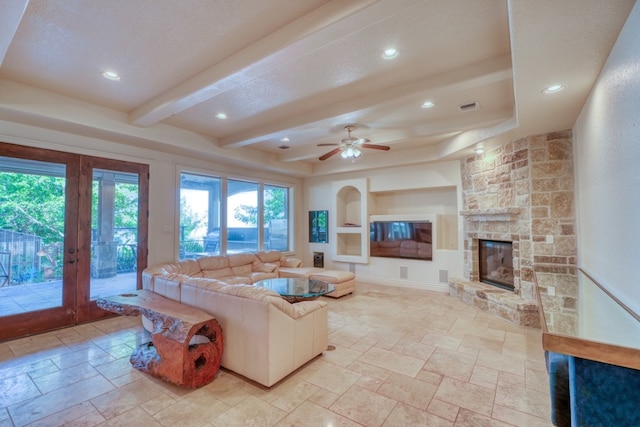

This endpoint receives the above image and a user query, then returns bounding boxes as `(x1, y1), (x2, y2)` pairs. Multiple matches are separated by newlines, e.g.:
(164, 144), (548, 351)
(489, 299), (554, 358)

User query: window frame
(177, 168), (294, 258)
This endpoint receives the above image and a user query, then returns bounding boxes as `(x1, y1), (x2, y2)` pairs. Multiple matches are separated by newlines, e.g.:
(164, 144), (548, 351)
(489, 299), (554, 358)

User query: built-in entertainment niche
(370, 220), (432, 260)
(369, 186), (458, 250)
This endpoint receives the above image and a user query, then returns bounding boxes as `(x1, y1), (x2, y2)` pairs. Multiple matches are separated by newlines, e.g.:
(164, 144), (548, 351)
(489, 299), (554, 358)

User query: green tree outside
(234, 186), (287, 225)
(0, 173), (66, 243)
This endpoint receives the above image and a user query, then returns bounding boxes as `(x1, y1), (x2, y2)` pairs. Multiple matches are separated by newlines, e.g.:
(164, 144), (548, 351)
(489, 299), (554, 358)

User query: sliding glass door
(0, 142), (148, 339)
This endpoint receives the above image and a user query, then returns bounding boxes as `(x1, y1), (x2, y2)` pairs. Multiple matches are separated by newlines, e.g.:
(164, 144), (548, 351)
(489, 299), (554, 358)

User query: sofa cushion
(220, 276), (252, 285)
(310, 270), (355, 283)
(198, 256), (230, 270)
(182, 277), (228, 291)
(228, 253), (257, 267)
(231, 264), (252, 275)
(150, 273), (189, 301)
(201, 267), (234, 279)
(253, 261), (278, 273)
(220, 283), (280, 298)
(151, 259), (201, 276)
(281, 257), (303, 268)
(255, 251), (282, 264)
(279, 267), (322, 278)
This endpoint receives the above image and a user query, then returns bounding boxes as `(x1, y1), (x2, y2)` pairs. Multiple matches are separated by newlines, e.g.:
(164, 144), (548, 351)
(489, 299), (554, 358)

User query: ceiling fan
(318, 125), (390, 161)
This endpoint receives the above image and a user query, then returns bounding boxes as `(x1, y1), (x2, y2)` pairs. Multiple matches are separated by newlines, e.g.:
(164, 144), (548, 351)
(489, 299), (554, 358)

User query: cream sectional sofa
(142, 251), (328, 387)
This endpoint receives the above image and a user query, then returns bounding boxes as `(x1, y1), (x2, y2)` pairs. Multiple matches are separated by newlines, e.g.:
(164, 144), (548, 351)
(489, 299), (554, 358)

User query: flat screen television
(370, 221), (432, 261)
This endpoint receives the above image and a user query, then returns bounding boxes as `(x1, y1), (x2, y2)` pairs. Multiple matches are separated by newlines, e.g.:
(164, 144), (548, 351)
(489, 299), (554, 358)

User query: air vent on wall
(458, 101), (479, 112)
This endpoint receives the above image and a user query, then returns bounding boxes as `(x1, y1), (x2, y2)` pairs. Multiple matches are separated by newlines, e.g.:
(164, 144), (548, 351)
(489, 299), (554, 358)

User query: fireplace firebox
(479, 240), (514, 291)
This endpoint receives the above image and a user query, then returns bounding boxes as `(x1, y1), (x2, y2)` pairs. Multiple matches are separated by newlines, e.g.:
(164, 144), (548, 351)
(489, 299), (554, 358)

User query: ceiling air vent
(458, 101), (479, 112)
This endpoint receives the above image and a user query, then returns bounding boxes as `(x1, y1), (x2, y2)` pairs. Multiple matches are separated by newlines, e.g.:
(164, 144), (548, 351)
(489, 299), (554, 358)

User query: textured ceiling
(0, 0), (635, 176)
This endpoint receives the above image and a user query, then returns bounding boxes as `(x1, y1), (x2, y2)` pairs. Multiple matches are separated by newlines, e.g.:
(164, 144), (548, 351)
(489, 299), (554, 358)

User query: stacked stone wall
(456, 130), (577, 331)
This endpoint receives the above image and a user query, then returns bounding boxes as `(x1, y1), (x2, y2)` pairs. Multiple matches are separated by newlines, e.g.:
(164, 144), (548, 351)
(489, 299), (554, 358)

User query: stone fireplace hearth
(449, 130), (578, 328)
(452, 207), (540, 327)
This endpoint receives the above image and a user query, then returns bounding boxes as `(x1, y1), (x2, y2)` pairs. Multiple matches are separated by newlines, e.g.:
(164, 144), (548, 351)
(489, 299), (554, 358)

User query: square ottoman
(309, 270), (355, 298)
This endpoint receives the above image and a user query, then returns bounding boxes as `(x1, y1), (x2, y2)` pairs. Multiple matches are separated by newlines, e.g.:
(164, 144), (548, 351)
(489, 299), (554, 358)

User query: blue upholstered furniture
(569, 356), (640, 426)
(546, 351), (640, 426)
(538, 270), (640, 426)
(545, 351), (570, 427)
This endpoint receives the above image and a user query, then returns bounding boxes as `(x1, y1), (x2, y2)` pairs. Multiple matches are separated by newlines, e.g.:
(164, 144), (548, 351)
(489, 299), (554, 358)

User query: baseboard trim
(355, 275), (449, 293)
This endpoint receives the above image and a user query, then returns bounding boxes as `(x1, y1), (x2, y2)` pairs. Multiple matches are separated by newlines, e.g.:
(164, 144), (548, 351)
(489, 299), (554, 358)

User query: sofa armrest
(288, 300), (328, 319)
(280, 257), (303, 268)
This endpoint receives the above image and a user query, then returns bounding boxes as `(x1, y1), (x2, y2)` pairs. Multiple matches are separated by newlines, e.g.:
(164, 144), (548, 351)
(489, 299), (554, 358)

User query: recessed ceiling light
(421, 101), (434, 109)
(382, 48), (398, 60)
(215, 113), (228, 120)
(542, 84), (566, 94)
(102, 70), (120, 81)
(475, 148), (484, 154)
(280, 137), (290, 142)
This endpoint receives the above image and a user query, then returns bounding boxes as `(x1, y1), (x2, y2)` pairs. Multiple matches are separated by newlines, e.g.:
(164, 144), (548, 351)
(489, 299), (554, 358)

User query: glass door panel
(89, 169), (140, 300)
(77, 157), (148, 323)
(0, 157), (66, 313)
(0, 147), (79, 340)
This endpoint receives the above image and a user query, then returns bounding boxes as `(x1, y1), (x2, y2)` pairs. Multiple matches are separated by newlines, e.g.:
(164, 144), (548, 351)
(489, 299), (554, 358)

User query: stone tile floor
(0, 283), (552, 426)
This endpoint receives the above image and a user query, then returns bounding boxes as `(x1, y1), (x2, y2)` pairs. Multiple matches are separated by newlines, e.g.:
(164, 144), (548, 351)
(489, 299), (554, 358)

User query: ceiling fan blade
(361, 143), (390, 151)
(319, 147), (342, 161)
(317, 143), (339, 147)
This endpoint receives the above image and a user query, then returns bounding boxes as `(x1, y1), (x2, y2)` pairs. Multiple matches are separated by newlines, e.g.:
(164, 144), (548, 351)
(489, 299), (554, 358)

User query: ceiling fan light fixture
(341, 146), (361, 160)
(318, 125), (389, 161)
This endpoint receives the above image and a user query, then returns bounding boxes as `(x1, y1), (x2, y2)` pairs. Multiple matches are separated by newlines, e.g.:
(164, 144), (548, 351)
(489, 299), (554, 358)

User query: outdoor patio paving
(0, 272), (137, 316)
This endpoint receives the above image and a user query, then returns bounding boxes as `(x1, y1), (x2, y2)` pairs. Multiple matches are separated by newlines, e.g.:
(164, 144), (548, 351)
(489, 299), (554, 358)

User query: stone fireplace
(449, 130), (578, 328)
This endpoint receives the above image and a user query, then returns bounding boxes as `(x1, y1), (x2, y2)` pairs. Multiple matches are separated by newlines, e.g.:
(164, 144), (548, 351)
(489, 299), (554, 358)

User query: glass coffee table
(254, 277), (334, 303)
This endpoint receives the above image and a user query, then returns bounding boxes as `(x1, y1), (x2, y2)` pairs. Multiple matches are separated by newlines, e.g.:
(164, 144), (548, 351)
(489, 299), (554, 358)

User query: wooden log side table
(97, 289), (223, 389)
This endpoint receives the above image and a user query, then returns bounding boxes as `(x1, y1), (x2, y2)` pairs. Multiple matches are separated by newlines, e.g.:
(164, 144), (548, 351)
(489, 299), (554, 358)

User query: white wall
(302, 160), (464, 292)
(574, 3), (640, 315)
(0, 120), (302, 268)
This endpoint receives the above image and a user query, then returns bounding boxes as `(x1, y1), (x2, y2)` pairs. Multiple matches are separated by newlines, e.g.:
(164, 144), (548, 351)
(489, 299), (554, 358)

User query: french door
(0, 142), (148, 340)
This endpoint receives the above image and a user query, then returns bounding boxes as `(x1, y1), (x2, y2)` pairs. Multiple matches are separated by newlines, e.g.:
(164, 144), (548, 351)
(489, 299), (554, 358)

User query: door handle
(67, 258), (76, 264)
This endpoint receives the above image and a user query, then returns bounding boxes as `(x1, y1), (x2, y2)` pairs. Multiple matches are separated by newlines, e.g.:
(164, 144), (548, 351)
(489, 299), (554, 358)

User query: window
(227, 179), (259, 254)
(179, 173), (221, 260)
(179, 172), (291, 258)
(264, 185), (289, 251)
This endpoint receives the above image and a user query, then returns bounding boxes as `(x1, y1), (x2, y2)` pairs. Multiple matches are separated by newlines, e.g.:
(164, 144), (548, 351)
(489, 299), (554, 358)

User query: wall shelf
(460, 207), (520, 222)
(335, 226), (362, 233)
(331, 178), (368, 263)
